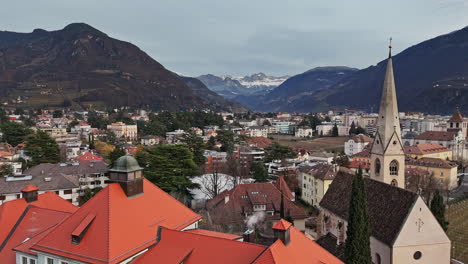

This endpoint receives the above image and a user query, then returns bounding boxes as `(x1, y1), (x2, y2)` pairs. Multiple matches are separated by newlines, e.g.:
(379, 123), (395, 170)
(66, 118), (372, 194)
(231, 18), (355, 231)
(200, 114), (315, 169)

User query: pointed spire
(375, 41), (402, 149)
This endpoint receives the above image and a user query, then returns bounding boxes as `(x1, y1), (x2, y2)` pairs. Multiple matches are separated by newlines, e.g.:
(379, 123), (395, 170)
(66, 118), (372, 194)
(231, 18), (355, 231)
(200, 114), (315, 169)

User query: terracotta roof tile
(32, 179), (201, 264)
(272, 219), (292, 231)
(185, 229), (242, 240)
(448, 111), (464, 123)
(404, 143), (451, 155)
(254, 224), (343, 264)
(132, 228), (266, 264)
(406, 157), (458, 169)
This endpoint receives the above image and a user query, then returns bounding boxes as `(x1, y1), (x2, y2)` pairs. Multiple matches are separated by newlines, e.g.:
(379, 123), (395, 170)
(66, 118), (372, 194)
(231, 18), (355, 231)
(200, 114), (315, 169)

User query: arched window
(376, 253), (382, 264)
(390, 160), (398, 176)
(375, 159), (381, 176)
(391, 179), (398, 186)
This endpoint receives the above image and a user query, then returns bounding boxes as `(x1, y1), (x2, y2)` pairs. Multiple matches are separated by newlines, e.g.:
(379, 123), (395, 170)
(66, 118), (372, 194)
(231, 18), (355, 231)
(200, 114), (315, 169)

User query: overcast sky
(1, 0), (467, 76)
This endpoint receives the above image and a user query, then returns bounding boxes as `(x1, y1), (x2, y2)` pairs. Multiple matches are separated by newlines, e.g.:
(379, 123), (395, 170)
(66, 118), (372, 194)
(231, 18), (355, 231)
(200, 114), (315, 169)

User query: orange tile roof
(21, 185), (39, 192)
(404, 143), (451, 155)
(272, 219), (292, 231)
(0, 192), (77, 247)
(32, 179), (201, 264)
(76, 151), (104, 162)
(254, 224), (343, 264)
(0, 206), (72, 263)
(186, 229), (242, 240)
(132, 228), (267, 264)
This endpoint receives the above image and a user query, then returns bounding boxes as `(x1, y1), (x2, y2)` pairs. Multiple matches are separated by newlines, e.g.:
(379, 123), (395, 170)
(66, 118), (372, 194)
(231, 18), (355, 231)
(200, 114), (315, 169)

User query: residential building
(295, 126), (313, 138)
(165, 129), (187, 144)
(246, 126), (268, 137)
(411, 130), (467, 161)
(107, 122), (138, 141)
(308, 152), (335, 163)
(406, 157), (458, 190)
(404, 143), (452, 160)
(344, 134), (372, 156)
(271, 120), (293, 134)
(316, 123), (349, 137)
(70, 121), (92, 138)
(301, 164), (349, 207)
(140, 135), (160, 146)
(207, 177), (307, 232)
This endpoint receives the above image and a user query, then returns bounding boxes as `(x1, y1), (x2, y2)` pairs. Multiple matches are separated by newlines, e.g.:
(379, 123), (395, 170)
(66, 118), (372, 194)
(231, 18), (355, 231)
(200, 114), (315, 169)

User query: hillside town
(0, 47), (466, 264)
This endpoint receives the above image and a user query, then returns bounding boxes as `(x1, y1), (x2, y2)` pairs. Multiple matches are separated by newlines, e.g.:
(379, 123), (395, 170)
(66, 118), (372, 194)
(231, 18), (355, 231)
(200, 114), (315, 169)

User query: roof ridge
(106, 183), (112, 261)
(165, 228), (266, 249)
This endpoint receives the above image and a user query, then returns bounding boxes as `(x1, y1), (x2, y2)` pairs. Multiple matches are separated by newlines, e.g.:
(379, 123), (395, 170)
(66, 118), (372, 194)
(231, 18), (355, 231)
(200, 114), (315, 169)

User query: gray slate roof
(319, 171), (418, 246)
(0, 161), (108, 194)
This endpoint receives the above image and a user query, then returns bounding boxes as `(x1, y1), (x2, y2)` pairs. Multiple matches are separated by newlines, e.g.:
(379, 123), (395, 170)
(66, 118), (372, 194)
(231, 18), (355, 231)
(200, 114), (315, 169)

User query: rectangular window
(60, 261), (69, 264)
(46, 258), (54, 264)
(30, 259), (36, 264)
(64, 189), (73, 194)
(22, 256), (28, 264)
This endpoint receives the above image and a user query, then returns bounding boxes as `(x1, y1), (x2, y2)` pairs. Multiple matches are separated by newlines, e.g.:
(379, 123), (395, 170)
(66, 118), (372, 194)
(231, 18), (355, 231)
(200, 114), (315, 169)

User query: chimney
(272, 219), (292, 245)
(243, 229), (254, 243)
(224, 195), (230, 204)
(21, 185), (39, 203)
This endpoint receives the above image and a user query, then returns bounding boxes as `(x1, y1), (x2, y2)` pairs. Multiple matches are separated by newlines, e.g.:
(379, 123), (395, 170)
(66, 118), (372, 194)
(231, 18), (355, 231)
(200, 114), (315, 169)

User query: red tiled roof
(21, 185), (39, 192)
(272, 219), (292, 231)
(0, 192), (77, 247)
(246, 137), (273, 149)
(414, 131), (457, 141)
(76, 151), (104, 162)
(351, 144), (372, 159)
(132, 228), (266, 264)
(207, 182), (307, 225)
(348, 160), (371, 169)
(404, 143), (451, 155)
(254, 223), (343, 264)
(307, 163), (338, 181)
(0, 206), (72, 263)
(185, 229), (242, 240)
(32, 179), (201, 264)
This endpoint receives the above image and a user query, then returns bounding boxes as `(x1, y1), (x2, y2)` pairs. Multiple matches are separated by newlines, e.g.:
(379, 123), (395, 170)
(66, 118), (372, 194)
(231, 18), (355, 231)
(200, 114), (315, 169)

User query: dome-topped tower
(109, 155), (144, 197)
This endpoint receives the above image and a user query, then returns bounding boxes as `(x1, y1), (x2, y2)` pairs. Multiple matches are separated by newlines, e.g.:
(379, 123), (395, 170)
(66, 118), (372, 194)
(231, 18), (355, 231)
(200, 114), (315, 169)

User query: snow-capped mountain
(197, 73), (289, 99)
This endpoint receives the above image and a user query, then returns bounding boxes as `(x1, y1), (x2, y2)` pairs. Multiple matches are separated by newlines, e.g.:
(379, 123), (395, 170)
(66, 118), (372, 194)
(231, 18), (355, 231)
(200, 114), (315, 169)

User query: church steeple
(376, 39), (401, 148)
(370, 41), (405, 188)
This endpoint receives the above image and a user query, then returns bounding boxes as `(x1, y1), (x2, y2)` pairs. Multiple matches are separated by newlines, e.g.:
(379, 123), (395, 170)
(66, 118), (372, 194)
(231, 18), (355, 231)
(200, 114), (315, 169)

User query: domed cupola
(109, 155), (144, 197)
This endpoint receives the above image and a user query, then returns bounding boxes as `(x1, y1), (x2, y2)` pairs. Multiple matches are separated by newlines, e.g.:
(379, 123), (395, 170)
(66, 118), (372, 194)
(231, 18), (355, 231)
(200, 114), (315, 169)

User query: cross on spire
(389, 37), (393, 58)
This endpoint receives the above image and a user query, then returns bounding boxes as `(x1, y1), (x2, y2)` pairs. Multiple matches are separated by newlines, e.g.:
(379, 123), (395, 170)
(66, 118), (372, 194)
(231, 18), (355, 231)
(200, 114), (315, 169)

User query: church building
(317, 44), (451, 264)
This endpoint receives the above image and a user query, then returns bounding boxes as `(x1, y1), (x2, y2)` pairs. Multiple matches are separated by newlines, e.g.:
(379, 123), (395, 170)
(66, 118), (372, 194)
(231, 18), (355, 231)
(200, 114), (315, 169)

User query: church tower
(370, 41), (405, 188)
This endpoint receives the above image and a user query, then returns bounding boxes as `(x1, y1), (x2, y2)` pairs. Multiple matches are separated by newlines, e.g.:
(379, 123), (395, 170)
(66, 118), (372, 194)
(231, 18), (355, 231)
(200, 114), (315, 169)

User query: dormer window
(71, 214), (96, 244)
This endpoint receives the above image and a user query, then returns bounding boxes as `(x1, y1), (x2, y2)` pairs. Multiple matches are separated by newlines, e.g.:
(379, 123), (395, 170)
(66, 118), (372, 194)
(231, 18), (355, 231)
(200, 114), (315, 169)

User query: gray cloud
(0, 0), (467, 76)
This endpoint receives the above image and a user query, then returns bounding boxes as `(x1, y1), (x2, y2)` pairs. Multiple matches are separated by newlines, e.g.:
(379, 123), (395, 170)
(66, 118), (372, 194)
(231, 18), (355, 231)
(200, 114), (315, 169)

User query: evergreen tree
(332, 124), (339, 137)
(108, 146), (126, 167)
(0, 121), (32, 146)
(135, 145), (198, 194)
(251, 161), (269, 182)
(356, 126), (366, 135)
(181, 132), (206, 167)
(349, 121), (356, 135)
(344, 168), (372, 264)
(430, 190), (448, 231)
(207, 136), (216, 150)
(24, 131), (60, 167)
(264, 142), (296, 162)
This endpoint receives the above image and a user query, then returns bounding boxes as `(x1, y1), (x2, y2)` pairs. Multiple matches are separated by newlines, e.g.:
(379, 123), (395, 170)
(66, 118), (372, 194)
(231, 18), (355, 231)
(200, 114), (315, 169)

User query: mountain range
(227, 26), (468, 114)
(0, 23), (246, 112)
(197, 73), (288, 99)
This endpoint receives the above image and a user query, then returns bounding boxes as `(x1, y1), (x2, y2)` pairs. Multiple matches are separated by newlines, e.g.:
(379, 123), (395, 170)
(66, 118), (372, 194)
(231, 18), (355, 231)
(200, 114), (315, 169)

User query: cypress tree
(345, 168), (371, 264)
(332, 124), (339, 137)
(349, 121), (356, 135)
(430, 190), (448, 231)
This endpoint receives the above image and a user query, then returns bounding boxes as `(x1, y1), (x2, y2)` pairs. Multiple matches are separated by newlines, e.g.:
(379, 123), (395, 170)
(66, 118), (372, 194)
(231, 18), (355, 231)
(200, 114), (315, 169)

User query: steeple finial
(388, 37), (392, 58)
